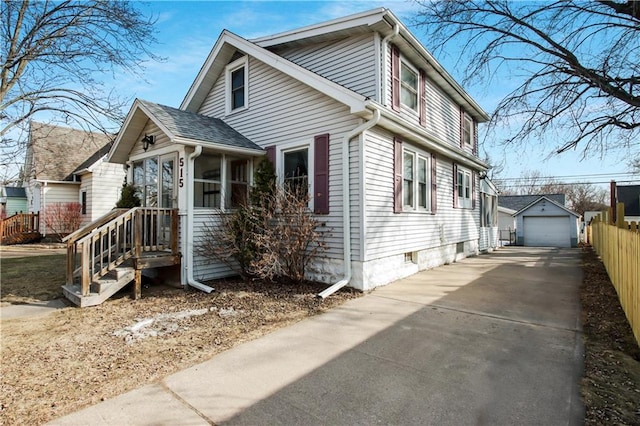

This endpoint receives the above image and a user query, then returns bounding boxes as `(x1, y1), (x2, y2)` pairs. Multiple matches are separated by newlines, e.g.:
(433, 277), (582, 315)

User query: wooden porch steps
(62, 207), (180, 308)
(62, 266), (135, 308)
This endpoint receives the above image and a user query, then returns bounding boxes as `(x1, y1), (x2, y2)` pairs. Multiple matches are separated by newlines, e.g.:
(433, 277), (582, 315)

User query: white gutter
(185, 145), (214, 293)
(317, 108), (381, 299)
(380, 23), (399, 108)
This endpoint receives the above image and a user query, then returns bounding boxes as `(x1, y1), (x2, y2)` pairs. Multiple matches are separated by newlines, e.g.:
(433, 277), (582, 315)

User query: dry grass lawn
(0, 253), (360, 425)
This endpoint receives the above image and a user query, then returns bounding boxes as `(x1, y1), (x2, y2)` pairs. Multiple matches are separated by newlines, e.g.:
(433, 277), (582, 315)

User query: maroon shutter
(265, 145), (276, 165)
(453, 163), (458, 208)
(391, 45), (400, 112)
(430, 153), (437, 214)
(472, 171), (477, 209)
(419, 69), (426, 126)
(394, 137), (403, 213)
(314, 134), (330, 215)
(473, 120), (478, 155)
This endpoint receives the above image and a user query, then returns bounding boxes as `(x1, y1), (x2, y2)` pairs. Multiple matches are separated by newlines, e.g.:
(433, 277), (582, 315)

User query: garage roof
(513, 196), (579, 217)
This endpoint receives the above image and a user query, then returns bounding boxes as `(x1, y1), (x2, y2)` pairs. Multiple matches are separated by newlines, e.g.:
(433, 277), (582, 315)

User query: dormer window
(226, 56), (248, 114)
(400, 62), (418, 111)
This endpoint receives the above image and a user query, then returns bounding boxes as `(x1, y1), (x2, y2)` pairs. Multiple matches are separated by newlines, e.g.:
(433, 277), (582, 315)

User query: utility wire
(494, 172), (639, 181)
(501, 180), (640, 187)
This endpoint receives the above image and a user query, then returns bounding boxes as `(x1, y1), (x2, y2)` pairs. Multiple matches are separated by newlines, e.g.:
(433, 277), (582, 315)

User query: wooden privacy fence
(590, 206), (640, 346)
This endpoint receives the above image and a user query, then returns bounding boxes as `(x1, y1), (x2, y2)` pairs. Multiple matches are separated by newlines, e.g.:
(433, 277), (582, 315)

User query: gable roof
(109, 99), (263, 164)
(72, 141), (114, 176)
(513, 196), (579, 218)
(251, 8), (489, 122)
(180, 30), (369, 116)
(499, 194), (566, 212)
(27, 122), (113, 182)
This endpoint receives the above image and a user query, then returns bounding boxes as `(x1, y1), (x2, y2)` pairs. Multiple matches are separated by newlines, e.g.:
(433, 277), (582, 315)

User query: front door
(132, 154), (177, 247)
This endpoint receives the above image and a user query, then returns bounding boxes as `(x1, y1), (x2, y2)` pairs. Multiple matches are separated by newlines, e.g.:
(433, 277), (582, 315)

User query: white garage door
(523, 216), (570, 247)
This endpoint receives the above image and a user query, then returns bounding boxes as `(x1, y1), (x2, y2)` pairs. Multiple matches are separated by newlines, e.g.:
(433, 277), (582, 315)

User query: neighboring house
(498, 206), (516, 233)
(1, 186), (28, 218)
(513, 196), (580, 248)
(612, 183), (640, 223)
(23, 122), (125, 235)
(106, 8), (490, 292)
(479, 177), (499, 252)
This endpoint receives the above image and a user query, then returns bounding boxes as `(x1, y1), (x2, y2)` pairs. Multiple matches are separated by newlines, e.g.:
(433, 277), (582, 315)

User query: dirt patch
(580, 247), (640, 425)
(0, 280), (360, 425)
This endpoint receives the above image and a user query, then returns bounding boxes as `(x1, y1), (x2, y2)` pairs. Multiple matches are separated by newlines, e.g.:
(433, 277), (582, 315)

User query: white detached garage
(514, 196), (580, 248)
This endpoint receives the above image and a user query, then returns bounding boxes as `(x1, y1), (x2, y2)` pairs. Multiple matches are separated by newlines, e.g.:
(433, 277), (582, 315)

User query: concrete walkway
(49, 247), (584, 426)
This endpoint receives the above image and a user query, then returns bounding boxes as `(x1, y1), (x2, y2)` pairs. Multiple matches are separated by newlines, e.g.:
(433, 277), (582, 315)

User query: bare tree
(1, 0), (160, 181)
(413, 1), (640, 158)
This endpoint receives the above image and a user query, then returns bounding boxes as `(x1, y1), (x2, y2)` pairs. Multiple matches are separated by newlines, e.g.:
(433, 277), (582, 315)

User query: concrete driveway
(50, 247), (584, 426)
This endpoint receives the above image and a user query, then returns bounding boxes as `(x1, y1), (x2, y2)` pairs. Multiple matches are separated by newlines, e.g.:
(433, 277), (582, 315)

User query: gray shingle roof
(499, 194), (566, 211)
(4, 187), (26, 198)
(27, 122), (113, 181)
(139, 100), (262, 151)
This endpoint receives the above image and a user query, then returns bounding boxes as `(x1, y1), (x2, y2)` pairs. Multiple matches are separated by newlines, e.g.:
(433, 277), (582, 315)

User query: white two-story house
(95, 8), (491, 301)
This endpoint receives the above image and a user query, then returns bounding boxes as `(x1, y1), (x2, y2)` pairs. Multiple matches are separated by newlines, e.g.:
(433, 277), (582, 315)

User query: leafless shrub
(251, 187), (326, 283)
(197, 186), (326, 284)
(43, 202), (82, 240)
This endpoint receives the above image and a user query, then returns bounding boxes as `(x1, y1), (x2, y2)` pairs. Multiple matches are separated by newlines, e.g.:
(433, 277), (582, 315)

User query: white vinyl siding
(273, 33), (377, 100)
(129, 121), (173, 158)
(40, 183), (80, 235)
(363, 127), (479, 261)
(385, 43), (463, 149)
(79, 161), (126, 227)
(196, 56), (361, 268)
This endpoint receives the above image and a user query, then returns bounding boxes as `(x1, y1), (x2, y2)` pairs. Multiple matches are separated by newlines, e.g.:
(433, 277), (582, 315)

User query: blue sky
(114, 1), (638, 184)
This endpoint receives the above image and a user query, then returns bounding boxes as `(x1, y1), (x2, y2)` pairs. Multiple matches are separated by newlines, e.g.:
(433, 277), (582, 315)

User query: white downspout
(381, 24), (399, 107)
(317, 108), (381, 299)
(185, 145), (214, 293)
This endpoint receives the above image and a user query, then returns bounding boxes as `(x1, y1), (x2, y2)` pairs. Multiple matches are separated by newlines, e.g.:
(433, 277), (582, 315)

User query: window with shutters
(456, 167), (472, 209)
(461, 113), (473, 147)
(283, 147), (309, 200)
(226, 56), (248, 114)
(402, 148), (430, 212)
(400, 61), (418, 111)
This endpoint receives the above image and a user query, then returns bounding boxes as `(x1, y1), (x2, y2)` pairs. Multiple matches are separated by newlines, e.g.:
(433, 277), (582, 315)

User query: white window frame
(193, 153), (253, 211)
(403, 147), (430, 212)
(277, 142), (314, 211)
(225, 56), (248, 115)
(462, 113), (473, 146)
(457, 167), (472, 209)
(193, 153), (223, 209)
(400, 60), (419, 112)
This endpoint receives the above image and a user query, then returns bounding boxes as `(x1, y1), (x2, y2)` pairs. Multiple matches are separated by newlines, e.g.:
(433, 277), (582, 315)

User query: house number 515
(179, 157), (184, 187)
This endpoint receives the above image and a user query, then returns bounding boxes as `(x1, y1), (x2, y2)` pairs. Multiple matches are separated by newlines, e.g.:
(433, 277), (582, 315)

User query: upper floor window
(401, 61), (418, 111)
(462, 113), (473, 146)
(226, 56), (248, 114)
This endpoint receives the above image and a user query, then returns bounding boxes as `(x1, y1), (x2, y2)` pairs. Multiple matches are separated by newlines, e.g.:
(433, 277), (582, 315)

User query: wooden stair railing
(1, 212), (40, 244)
(64, 207), (179, 299)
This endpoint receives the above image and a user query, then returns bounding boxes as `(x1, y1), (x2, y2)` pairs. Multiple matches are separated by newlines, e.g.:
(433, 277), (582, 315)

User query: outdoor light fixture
(141, 134), (155, 151)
